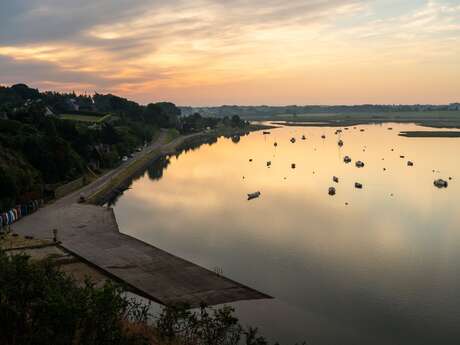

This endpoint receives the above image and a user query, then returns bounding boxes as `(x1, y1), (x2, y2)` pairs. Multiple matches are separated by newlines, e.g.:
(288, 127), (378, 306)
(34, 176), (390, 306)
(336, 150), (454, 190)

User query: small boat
(301, 135), (306, 140)
(291, 163), (296, 169)
(290, 137), (296, 143)
(266, 161), (272, 167)
(333, 176), (339, 183)
(434, 179), (448, 188)
(248, 191), (261, 200)
(407, 161), (414, 166)
(338, 140), (344, 147)
(344, 156), (352, 163)
(274, 142), (278, 147)
(355, 161), (365, 168)
(321, 135), (326, 139)
(328, 187), (336, 196)
(355, 182), (363, 189)
(263, 131), (271, 135)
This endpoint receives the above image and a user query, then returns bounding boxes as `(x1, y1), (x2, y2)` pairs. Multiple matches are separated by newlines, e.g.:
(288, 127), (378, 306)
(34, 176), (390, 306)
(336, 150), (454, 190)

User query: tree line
(0, 84), (247, 211)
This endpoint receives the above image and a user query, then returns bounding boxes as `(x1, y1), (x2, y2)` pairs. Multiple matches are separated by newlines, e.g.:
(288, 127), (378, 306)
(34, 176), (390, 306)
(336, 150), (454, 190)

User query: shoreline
(87, 123), (275, 206)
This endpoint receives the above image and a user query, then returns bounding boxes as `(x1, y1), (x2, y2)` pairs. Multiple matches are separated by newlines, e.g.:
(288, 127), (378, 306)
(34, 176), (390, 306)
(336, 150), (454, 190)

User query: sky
(0, 0), (459, 106)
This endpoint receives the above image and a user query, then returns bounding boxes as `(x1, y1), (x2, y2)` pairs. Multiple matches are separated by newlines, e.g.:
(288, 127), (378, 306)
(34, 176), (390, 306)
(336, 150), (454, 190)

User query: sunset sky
(1, 0), (459, 106)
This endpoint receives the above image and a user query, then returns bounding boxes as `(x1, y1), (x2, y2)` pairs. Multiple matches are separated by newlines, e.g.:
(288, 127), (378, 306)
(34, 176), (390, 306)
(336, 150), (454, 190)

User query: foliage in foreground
(0, 251), (305, 345)
(0, 251), (149, 345)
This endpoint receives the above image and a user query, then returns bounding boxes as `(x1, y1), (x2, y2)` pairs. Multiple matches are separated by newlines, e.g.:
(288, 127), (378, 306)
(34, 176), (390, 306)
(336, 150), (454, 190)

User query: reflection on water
(113, 123), (460, 345)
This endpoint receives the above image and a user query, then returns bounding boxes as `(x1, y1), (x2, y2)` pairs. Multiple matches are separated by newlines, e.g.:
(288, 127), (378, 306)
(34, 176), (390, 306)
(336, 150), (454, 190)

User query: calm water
(113, 123), (460, 345)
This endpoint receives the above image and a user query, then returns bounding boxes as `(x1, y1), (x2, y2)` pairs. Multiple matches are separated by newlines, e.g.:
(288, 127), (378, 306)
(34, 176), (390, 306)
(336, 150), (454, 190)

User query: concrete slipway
(12, 132), (270, 307)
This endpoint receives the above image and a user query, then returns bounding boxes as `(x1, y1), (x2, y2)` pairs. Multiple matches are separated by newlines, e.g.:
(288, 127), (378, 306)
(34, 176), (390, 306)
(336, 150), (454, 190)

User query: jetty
(12, 131), (271, 308)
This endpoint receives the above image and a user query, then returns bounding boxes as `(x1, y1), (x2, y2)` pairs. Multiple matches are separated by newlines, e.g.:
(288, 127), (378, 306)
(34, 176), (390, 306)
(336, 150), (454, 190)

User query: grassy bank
(262, 111), (460, 128)
(399, 131), (460, 138)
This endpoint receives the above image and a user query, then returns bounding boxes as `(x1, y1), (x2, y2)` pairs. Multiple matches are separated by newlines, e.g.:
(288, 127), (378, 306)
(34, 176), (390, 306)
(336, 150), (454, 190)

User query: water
(112, 123), (460, 345)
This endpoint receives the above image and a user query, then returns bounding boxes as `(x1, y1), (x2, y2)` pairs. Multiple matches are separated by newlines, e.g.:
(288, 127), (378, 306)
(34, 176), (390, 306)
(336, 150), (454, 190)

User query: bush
(0, 251), (149, 345)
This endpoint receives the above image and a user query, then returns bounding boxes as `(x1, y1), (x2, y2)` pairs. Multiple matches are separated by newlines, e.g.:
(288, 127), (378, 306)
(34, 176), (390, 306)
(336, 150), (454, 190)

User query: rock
(274, 142), (278, 147)
(355, 161), (365, 168)
(434, 179), (448, 188)
(328, 187), (336, 196)
(355, 182), (363, 189)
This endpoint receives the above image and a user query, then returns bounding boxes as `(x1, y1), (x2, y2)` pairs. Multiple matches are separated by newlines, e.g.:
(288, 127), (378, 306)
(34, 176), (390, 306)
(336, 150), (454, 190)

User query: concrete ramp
(13, 204), (271, 307)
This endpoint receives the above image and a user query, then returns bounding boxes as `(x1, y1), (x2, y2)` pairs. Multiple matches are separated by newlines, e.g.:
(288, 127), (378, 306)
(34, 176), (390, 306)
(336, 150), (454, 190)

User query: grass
(60, 113), (112, 123)
(255, 110), (460, 128)
(85, 131), (171, 204)
(165, 128), (180, 142)
(0, 233), (51, 250)
(399, 131), (460, 138)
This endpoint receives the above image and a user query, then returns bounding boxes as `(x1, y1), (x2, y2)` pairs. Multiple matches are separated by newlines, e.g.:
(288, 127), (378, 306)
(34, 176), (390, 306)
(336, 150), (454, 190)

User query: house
(44, 106), (55, 117)
(67, 98), (80, 111)
(448, 103), (460, 111)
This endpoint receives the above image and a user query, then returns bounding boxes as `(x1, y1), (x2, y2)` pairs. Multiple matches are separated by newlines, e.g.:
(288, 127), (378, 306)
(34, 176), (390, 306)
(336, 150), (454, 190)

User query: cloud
(0, 0), (459, 105)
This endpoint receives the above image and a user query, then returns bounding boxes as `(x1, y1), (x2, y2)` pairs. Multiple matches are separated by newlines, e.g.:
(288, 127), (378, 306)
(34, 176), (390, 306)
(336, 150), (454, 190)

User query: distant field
(60, 114), (111, 123)
(269, 110), (460, 120)
(255, 110), (460, 129)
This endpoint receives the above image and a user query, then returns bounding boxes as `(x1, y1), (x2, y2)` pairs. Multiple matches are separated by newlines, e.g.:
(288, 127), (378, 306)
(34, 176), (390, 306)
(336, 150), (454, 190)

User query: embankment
(87, 124), (273, 206)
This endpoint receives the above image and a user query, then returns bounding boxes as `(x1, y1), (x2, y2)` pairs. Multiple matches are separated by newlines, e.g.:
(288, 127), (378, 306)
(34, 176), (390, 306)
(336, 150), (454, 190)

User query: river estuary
(113, 123), (460, 345)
